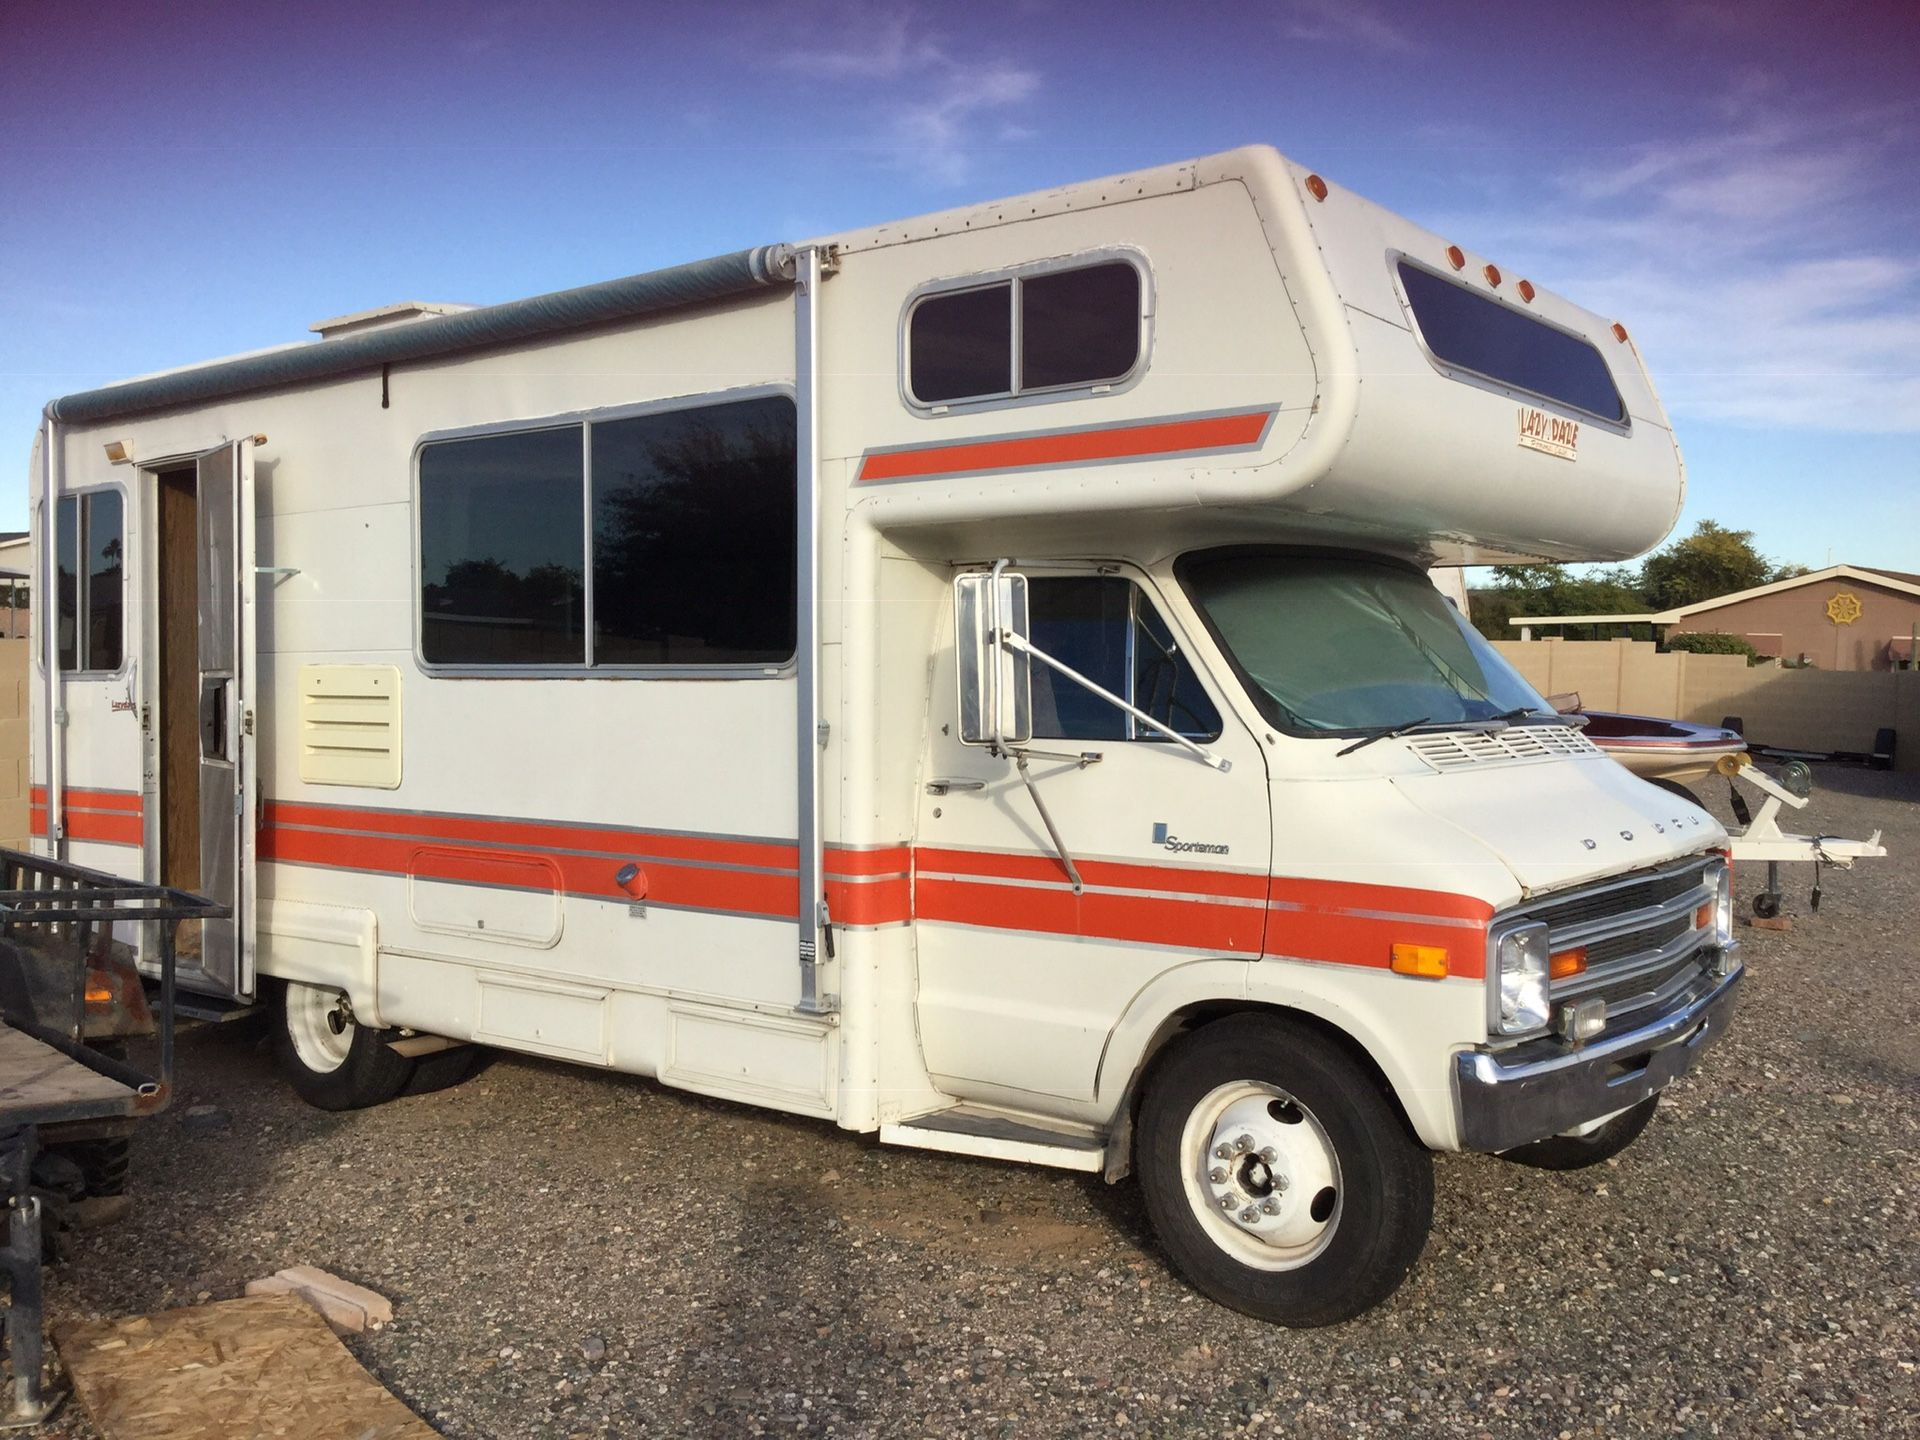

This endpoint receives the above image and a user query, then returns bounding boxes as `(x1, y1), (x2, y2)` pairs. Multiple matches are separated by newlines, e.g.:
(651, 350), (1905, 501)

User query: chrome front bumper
(1453, 960), (1743, 1153)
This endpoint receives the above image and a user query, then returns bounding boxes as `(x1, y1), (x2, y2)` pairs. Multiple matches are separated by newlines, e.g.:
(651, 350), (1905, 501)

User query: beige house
(1512, 565), (1920, 671)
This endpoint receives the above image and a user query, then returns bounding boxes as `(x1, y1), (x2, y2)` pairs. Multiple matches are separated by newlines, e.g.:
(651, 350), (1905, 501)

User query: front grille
(1521, 857), (1717, 1023)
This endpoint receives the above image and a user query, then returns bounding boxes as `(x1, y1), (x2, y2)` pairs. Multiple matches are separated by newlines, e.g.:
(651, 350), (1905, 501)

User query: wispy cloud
(769, 5), (1037, 186)
(1278, 0), (1423, 54)
(1433, 91), (1920, 434)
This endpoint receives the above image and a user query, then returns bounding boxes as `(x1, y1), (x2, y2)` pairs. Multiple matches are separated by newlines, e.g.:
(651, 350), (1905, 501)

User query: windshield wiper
(1491, 706), (1581, 726)
(1336, 716), (1432, 758)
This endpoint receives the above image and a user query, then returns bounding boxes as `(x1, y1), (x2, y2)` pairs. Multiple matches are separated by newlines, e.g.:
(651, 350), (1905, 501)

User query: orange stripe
(914, 877), (1264, 953)
(857, 409), (1273, 483)
(915, 846), (1267, 900)
(32, 806), (143, 846)
(31, 786), (143, 813)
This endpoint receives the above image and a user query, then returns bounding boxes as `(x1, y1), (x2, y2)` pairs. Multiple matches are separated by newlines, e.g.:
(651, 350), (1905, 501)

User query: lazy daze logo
(1152, 822), (1230, 856)
(1517, 405), (1579, 461)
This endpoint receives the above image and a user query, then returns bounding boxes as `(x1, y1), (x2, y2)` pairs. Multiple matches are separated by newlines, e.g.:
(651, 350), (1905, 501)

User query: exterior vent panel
(1408, 726), (1600, 771)
(298, 664), (402, 789)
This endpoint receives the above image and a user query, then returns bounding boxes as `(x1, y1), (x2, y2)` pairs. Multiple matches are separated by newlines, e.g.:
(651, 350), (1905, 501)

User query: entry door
(912, 565), (1271, 1104)
(186, 440), (257, 998)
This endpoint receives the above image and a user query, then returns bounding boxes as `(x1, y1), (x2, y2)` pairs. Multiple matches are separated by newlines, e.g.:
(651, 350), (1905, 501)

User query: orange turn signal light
(1445, 245), (1466, 271)
(1549, 947), (1588, 980)
(1483, 263), (1502, 287)
(1694, 901), (1715, 929)
(1611, 322), (1630, 343)
(1390, 943), (1449, 979)
(1517, 278), (1536, 303)
(84, 980), (114, 1006)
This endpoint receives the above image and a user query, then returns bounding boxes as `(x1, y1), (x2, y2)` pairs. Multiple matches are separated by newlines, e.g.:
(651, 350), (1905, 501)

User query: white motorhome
(29, 146), (1740, 1325)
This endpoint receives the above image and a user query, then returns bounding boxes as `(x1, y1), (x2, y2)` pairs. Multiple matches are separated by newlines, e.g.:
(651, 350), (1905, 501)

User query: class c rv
(29, 145), (1740, 1325)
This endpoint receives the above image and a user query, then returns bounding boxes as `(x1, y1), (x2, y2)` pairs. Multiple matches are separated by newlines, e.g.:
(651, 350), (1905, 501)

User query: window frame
(1022, 565), (1225, 746)
(1389, 253), (1630, 432)
(899, 249), (1153, 417)
(411, 383), (798, 680)
(47, 482), (131, 679)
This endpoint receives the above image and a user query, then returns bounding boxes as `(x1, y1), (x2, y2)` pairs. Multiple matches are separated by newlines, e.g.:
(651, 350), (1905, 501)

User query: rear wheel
(275, 981), (415, 1111)
(1500, 1094), (1658, 1170)
(1136, 1015), (1433, 1327)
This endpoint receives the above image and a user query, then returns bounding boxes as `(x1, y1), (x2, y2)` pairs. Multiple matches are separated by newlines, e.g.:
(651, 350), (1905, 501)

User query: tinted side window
(1021, 262), (1141, 391)
(55, 491), (124, 672)
(1028, 577), (1220, 742)
(419, 427), (585, 665)
(910, 285), (1012, 403)
(1398, 261), (1624, 421)
(592, 395), (797, 665)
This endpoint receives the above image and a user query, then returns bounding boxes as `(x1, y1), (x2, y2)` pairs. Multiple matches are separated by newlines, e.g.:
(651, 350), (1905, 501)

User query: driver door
(911, 564), (1270, 1104)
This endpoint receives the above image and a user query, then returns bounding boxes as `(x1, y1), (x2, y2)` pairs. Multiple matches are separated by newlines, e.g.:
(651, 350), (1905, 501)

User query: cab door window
(1027, 576), (1220, 742)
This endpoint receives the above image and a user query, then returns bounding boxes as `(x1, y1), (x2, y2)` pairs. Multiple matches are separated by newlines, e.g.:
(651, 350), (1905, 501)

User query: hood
(1390, 755), (1725, 898)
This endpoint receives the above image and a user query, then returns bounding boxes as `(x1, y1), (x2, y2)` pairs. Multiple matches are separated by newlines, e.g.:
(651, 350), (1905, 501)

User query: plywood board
(56, 1295), (436, 1440)
(0, 1025), (134, 1125)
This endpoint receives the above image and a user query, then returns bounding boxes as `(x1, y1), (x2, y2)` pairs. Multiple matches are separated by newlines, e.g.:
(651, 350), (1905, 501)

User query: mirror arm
(1001, 631), (1232, 772)
(1016, 752), (1084, 895)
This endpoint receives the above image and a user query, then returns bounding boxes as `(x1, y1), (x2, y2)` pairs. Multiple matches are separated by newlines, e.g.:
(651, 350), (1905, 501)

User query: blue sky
(4, 0), (1916, 571)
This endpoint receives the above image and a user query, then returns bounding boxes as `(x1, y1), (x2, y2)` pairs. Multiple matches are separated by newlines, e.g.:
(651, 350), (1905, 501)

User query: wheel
(1135, 1015), (1434, 1327)
(1500, 1094), (1659, 1170)
(1752, 891), (1781, 919)
(1650, 777), (1698, 804)
(400, 1044), (482, 1097)
(274, 981), (415, 1111)
(60, 1137), (131, 1198)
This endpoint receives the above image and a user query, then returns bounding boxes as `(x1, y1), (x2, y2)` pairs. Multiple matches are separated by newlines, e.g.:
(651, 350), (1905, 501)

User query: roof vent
(309, 301), (474, 341)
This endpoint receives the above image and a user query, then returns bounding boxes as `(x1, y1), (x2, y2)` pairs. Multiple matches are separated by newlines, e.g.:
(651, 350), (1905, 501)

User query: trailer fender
(256, 899), (383, 1027)
(1094, 958), (1469, 1177)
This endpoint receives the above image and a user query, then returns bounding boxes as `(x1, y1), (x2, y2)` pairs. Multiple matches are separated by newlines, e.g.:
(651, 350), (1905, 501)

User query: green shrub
(1664, 631), (1762, 665)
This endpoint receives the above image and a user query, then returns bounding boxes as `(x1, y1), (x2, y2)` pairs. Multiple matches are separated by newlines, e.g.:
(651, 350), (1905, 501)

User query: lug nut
(1261, 1198), (1280, 1215)
(1208, 1167), (1228, 1185)
(1259, 1147), (1278, 1164)
(1219, 1195), (1237, 1211)
(1273, 1173), (1290, 1191)
(1239, 1206), (1259, 1223)
(1234, 1134), (1253, 1153)
(1213, 1143), (1232, 1160)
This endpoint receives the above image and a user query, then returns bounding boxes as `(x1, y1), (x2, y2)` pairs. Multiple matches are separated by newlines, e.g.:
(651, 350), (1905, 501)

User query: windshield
(1179, 551), (1551, 733)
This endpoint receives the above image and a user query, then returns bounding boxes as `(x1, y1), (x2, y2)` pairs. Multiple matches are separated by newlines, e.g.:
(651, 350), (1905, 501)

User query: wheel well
(1102, 1000), (1414, 1183)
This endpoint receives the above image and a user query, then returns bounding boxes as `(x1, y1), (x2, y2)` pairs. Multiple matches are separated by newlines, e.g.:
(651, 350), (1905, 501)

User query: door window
(1027, 576), (1220, 742)
(55, 489), (125, 672)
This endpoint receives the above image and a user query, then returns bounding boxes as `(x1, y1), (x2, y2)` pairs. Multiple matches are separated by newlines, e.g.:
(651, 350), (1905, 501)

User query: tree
(1664, 631), (1761, 665)
(1639, 520), (1792, 610)
(1468, 564), (1645, 641)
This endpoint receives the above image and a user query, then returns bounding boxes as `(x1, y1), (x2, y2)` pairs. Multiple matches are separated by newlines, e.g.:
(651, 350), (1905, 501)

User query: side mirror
(954, 569), (1032, 748)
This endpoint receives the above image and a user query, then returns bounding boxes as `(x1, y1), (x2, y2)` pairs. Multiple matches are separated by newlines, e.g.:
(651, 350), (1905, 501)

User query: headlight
(1494, 922), (1552, 1035)
(1710, 860), (1734, 946)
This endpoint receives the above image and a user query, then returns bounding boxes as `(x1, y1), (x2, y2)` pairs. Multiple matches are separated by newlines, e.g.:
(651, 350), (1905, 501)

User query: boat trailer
(1714, 754), (1887, 919)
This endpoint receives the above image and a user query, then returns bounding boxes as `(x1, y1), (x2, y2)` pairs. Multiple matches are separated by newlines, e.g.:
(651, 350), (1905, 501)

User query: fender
(256, 898), (383, 1027)
(1094, 955), (1482, 1161)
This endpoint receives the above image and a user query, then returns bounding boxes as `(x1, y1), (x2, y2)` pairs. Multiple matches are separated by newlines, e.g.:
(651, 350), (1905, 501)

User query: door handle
(199, 677), (229, 760)
(926, 779), (987, 795)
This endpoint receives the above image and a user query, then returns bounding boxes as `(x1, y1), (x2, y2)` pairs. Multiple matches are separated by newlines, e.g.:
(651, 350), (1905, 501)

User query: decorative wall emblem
(1826, 591), (1863, 626)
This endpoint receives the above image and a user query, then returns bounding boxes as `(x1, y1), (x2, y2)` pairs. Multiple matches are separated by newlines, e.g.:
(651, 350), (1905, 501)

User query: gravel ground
(28, 765), (1920, 1438)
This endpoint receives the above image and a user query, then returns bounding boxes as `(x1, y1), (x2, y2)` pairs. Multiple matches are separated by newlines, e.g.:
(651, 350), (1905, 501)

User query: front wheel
(1136, 1015), (1434, 1327)
(274, 981), (415, 1111)
(1500, 1094), (1658, 1170)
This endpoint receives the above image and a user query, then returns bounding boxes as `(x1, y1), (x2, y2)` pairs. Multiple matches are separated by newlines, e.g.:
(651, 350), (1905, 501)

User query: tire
(61, 1137), (132, 1198)
(1500, 1094), (1658, 1171)
(1135, 1014), (1434, 1327)
(400, 1044), (481, 1097)
(1752, 891), (1781, 919)
(274, 981), (415, 1111)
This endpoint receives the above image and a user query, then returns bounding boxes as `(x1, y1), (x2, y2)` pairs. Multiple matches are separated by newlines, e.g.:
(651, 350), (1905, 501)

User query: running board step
(880, 1105), (1105, 1173)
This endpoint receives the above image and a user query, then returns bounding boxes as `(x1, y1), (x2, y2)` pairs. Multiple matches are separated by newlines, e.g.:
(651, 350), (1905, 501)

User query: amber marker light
(1390, 943), (1449, 979)
(1483, 263), (1502, 287)
(1549, 946), (1588, 980)
(1695, 900), (1716, 929)
(1445, 245), (1466, 270)
(1304, 173), (1329, 202)
(1611, 322), (1630, 342)
(1517, 279), (1536, 303)
(84, 980), (114, 1006)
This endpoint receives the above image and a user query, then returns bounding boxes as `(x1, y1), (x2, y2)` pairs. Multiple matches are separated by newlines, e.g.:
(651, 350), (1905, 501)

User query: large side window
(418, 393), (796, 671)
(1028, 576), (1220, 742)
(908, 258), (1143, 407)
(420, 427), (586, 666)
(1397, 261), (1624, 422)
(591, 395), (796, 666)
(56, 490), (124, 672)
